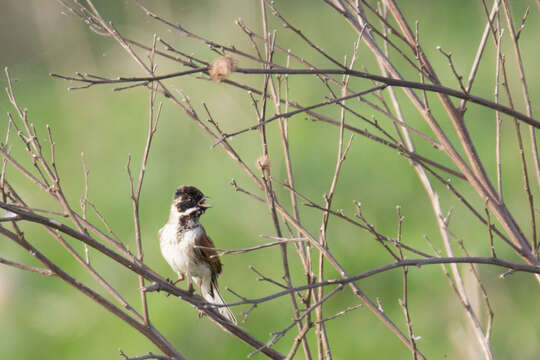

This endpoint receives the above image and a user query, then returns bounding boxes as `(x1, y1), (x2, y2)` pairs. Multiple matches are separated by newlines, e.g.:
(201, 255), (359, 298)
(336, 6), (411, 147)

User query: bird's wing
(195, 229), (223, 276)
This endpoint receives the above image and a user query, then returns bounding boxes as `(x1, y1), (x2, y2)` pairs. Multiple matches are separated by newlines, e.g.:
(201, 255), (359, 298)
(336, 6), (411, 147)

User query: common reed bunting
(159, 185), (236, 324)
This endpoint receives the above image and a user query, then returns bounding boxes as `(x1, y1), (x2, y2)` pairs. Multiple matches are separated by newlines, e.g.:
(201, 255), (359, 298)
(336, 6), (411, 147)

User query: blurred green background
(1, 0), (540, 359)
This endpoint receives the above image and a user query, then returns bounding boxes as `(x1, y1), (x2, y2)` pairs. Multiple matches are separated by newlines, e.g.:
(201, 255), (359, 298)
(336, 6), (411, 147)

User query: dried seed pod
(209, 55), (237, 82)
(256, 155), (271, 171)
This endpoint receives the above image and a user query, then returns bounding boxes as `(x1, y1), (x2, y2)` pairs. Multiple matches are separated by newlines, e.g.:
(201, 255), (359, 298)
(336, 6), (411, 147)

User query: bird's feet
(172, 274), (185, 285)
(187, 280), (195, 295)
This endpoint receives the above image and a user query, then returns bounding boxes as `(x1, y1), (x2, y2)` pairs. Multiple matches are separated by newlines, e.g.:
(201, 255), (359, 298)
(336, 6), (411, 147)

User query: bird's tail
(201, 279), (237, 325)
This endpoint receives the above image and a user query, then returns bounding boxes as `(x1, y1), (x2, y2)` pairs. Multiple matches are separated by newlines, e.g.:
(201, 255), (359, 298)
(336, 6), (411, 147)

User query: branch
(0, 256), (56, 277)
(52, 66), (540, 128)
(222, 256), (540, 308)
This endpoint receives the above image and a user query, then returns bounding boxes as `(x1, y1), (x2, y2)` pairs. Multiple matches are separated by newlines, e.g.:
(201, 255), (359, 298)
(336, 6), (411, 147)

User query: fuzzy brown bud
(256, 155), (271, 171)
(209, 55), (237, 82)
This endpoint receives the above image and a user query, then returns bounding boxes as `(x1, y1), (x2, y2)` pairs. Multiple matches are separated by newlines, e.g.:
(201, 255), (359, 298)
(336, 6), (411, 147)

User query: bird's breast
(159, 223), (208, 278)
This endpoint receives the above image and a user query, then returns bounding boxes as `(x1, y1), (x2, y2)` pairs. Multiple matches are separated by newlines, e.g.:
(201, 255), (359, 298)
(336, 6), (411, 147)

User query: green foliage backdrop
(1, 1), (540, 359)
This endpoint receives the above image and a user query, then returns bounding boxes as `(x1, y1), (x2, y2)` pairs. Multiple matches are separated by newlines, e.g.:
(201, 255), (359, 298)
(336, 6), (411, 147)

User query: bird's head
(173, 185), (211, 217)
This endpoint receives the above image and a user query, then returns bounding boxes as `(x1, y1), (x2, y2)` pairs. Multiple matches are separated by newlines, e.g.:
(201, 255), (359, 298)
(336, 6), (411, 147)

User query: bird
(158, 185), (237, 324)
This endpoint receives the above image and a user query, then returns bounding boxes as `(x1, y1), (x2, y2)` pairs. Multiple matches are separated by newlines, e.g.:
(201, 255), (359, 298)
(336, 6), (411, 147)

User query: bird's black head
(173, 185), (210, 215)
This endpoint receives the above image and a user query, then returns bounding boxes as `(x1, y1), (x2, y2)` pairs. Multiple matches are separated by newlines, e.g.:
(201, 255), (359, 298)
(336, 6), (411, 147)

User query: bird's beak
(197, 196), (211, 209)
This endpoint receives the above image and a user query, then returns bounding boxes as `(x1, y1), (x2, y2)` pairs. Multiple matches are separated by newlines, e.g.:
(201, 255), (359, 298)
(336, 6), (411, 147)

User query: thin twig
(0, 256), (56, 277)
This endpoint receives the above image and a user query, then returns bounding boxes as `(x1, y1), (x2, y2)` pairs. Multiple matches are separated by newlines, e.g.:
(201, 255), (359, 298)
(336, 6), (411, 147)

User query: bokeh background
(1, 1), (540, 359)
